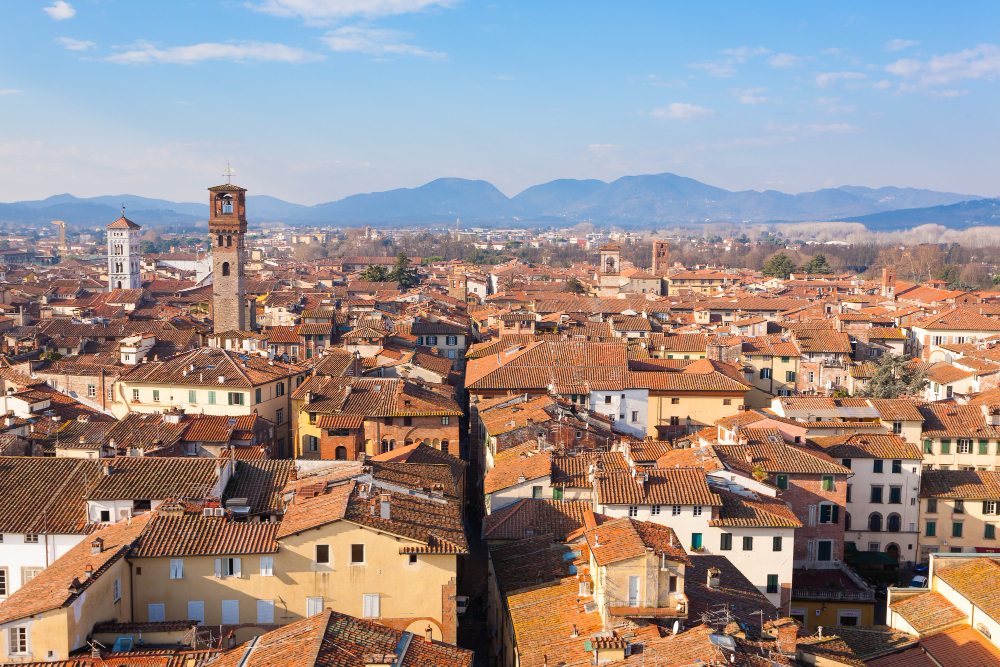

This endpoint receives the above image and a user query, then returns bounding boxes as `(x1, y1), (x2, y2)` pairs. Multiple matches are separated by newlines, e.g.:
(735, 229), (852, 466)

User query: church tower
(106, 211), (142, 291)
(598, 244), (622, 297)
(209, 183), (247, 332)
(652, 241), (670, 275)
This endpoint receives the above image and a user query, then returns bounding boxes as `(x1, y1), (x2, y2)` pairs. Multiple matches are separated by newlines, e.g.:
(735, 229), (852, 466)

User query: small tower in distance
(652, 241), (670, 275)
(598, 244), (622, 297)
(106, 209), (142, 291)
(209, 181), (247, 332)
(881, 266), (896, 299)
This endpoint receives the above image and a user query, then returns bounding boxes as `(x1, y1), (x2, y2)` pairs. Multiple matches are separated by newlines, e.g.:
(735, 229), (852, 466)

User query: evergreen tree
(855, 353), (927, 399)
(565, 277), (586, 294)
(359, 265), (389, 282)
(387, 252), (418, 288)
(798, 253), (834, 275)
(762, 252), (795, 279)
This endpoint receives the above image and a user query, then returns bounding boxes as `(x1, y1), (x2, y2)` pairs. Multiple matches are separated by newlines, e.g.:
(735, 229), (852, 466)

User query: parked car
(909, 575), (928, 588)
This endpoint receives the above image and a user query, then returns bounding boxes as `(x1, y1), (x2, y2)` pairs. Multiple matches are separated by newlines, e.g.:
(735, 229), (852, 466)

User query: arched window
(222, 262), (230, 277)
(226, 235), (232, 247)
(222, 196), (233, 215)
(335, 446), (347, 460)
(844, 512), (852, 531)
(217, 235), (223, 247)
(441, 439), (450, 454)
(868, 512), (883, 532)
(388, 439), (395, 451)
(887, 513), (901, 532)
(116, 281), (122, 289)
(381, 439), (389, 454)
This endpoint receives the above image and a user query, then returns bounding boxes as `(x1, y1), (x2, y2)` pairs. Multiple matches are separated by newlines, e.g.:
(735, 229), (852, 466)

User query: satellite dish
(672, 620), (680, 635)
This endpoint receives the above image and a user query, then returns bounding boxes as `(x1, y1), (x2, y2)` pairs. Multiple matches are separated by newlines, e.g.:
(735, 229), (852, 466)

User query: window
(0, 568), (6, 597)
(552, 487), (563, 500)
(651, 505), (660, 516)
(132, 388), (140, 402)
(669, 575), (678, 592)
(987, 524), (997, 540)
(255, 388), (262, 404)
(892, 422), (902, 435)
(170, 559), (183, 579)
(808, 371), (815, 383)
(228, 392), (244, 406)
(941, 439), (951, 454)
(927, 498), (938, 513)
(954, 499), (965, 514)
(308, 435), (318, 452)
(87, 384), (96, 398)
(24, 534), (37, 544)
(315, 545), (330, 564)
(604, 395), (612, 404)
(846, 484), (852, 503)
(100, 510), (111, 522)
(952, 522), (964, 538)
(691, 533), (703, 549)
(215, 558), (242, 578)
(108, 387), (114, 401)
(761, 368), (772, 379)
(981, 440), (990, 455)
(151, 389), (160, 402)
(892, 460), (902, 473)
(693, 506), (703, 516)
(924, 439), (934, 454)
(259, 556), (274, 576)
(441, 416), (451, 426)
(22, 567), (40, 584)
(873, 459), (884, 474)
(869, 513), (883, 532)
(631, 411), (638, 422)
(148, 604), (165, 622)
(842, 458), (853, 469)
(671, 397), (680, 405)
(447, 335), (458, 346)
(9, 627), (28, 654)
(786, 371), (796, 382)
(362, 593), (380, 618)
(188, 601), (204, 625)
(958, 439), (972, 454)
(742, 536), (753, 551)
(276, 408), (283, 425)
(821, 476), (834, 491)
(257, 600), (274, 624)
(817, 540), (833, 561)
(188, 389), (196, 403)
(275, 382), (284, 397)
(870, 486), (884, 503)
(773, 536), (782, 552)
(208, 390), (216, 405)
(111, 575), (120, 602)
(926, 521), (937, 537)
(776, 475), (788, 490)
(819, 504), (839, 524)
(221, 600), (239, 625)
(426, 336), (438, 346)
(720, 533), (733, 551)
(985, 501), (999, 515)
(409, 554), (418, 564)
(531, 486), (543, 499)
(628, 505), (638, 517)
(351, 544), (365, 564)
(723, 398), (732, 406)
(766, 574), (779, 594)
(672, 505), (682, 516)
(306, 597), (324, 617)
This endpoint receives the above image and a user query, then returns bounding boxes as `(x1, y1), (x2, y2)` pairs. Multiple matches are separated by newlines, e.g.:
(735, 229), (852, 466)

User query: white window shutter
(233, 558), (242, 578)
(148, 604), (165, 622)
(257, 600), (275, 624)
(214, 559), (222, 578)
(222, 600), (239, 625)
(306, 597), (323, 616)
(188, 601), (205, 625)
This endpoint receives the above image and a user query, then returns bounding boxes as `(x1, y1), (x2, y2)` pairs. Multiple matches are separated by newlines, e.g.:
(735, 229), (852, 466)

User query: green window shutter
(255, 388), (262, 404)
(552, 487), (563, 500)
(923, 439), (933, 454)
(980, 440), (990, 455)
(941, 440), (950, 454)
(986, 524), (996, 540)
(926, 521), (936, 537)
(188, 390), (196, 403)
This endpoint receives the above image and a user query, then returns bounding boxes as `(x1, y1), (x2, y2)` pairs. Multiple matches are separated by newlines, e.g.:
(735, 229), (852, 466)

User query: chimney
(91, 537), (104, 554)
(706, 567), (721, 589)
(380, 493), (391, 520)
(85, 564), (93, 579)
(4, 411), (13, 428)
(102, 463), (113, 476)
(218, 375), (226, 384)
(424, 626), (433, 644)
(215, 462), (222, 478)
(290, 466), (298, 481)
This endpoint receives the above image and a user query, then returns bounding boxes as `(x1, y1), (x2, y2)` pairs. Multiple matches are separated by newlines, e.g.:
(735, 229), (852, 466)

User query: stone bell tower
(208, 183), (247, 332)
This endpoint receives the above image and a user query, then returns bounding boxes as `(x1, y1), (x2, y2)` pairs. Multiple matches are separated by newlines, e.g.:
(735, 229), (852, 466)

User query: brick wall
(363, 416), (461, 456)
(777, 472), (848, 565)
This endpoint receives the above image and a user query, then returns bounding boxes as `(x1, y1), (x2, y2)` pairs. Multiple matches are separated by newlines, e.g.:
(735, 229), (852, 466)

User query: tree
(565, 277), (586, 294)
(388, 252), (418, 288)
(762, 252), (795, 279)
(855, 353), (927, 399)
(359, 265), (389, 282)
(798, 253), (834, 275)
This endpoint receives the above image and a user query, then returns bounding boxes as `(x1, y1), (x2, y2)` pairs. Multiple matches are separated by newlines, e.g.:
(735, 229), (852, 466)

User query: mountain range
(0, 173), (993, 231)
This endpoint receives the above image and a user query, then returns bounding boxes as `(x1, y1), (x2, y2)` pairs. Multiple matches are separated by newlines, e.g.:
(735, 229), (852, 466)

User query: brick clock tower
(208, 183), (247, 332)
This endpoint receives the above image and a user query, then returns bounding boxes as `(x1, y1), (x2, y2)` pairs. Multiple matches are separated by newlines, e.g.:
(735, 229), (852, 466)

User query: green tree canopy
(359, 265), (389, 282)
(762, 252), (795, 279)
(388, 252), (419, 288)
(565, 277), (586, 294)
(798, 253), (834, 275)
(855, 353), (927, 399)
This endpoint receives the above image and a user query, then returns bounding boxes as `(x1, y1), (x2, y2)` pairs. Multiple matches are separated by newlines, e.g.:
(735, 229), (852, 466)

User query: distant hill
(0, 174), (990, 230)
(839, 197), (1000, 230)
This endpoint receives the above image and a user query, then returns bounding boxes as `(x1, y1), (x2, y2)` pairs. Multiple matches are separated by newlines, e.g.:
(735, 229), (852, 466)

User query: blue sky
(1, 0), (999, 204)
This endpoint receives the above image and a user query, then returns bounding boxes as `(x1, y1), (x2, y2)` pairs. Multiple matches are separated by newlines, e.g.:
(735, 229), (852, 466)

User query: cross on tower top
(223, 164), (235, 185)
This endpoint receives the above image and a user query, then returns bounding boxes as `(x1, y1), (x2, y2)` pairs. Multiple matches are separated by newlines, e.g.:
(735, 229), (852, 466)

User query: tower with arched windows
(106, 212), (142, 291)
(209, 183), (247, 332)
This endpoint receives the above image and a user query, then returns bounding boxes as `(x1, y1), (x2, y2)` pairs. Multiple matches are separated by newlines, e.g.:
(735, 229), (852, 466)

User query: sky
(1, 0), (999, 205)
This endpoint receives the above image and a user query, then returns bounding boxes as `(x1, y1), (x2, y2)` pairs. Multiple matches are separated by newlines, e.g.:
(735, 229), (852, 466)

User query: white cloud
(691, 46), (770, 78)
(650, 102), (715, 120)
(768, 53), (801, 68)
(885, 43), (1000, 90)
(55, 37), (96, 51)
(321, 26), (445, 59)
(814, 71), (867, 88)
(873, 79), (892, 89)
(107, 41), (323, 65)
(43, 1), (75, 20)
(0, 89), (23, 95)
(690, 61), (736, 78)
(886, 39), (919, 52)
(251, 0), (457, 23)
(734, 87), (769, 104)
(719, 46), (770, 62)
(816, 96), (856, 113)
(767, 121), (859, 134)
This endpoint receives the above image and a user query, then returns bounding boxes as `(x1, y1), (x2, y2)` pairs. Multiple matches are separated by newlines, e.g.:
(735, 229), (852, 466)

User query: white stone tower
(106, 210), (142, 291)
